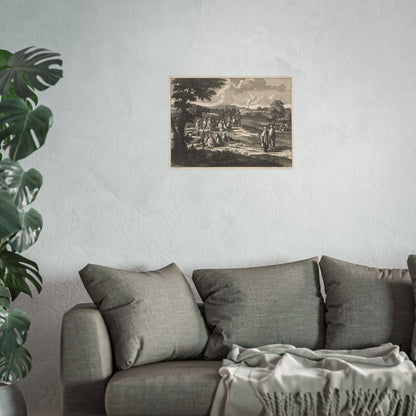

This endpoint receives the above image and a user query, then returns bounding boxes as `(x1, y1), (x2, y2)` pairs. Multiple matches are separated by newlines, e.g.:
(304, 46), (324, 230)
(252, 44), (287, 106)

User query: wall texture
(2, 0), (416, 414)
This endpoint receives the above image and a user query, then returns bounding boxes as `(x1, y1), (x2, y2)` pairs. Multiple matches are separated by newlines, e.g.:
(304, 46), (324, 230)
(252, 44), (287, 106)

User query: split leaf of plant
(0, 82), (38, 109)
(8, 208), (42, 252)
(0, 97), (53, 161)
(0, 250), (42, 300)
(0, 47), (62, 98)
(0, 50), (12, 71)
(0, 345), (31, 382)
(0, 286), (11, 311)
(0, 190), (21, 240)
(0, 159), (42, 208)
(0, 307), (30, 355)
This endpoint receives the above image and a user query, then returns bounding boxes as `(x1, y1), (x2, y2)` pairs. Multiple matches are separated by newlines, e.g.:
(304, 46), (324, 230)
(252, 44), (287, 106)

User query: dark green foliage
(0, 159), (42, 207)
(0, 286), (32, 382)
(0, 286), (10, 309)
(0, 346), (31, 382)
(0, 250), (42, 300)
(0, 46), (61, 382)
(8, 208), (43, 253)
(0, 160), (43, 253)
(0, 50), (12, 71)
(0, 98), (52, 161)
(1, 82), (38, 109)
(0, 190), (21, 239)
(0, 305), (29, 354)
(0, 47), (62, 98)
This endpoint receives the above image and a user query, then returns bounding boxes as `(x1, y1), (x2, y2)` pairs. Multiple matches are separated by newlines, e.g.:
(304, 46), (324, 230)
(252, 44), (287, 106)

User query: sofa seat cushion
(105, 360), (222, 416)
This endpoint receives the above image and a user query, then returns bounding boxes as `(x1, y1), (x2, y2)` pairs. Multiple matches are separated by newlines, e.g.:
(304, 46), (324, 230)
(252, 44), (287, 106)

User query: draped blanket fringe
(259, 389), (416, 416)
(210, 344), (416, 416)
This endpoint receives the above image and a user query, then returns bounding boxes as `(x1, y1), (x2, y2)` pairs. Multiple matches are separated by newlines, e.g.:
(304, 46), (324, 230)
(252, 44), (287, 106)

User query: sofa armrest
(61, 303), (113, 416)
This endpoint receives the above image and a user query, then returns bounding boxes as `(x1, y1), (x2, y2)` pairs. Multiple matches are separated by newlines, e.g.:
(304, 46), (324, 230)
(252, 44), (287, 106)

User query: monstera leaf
(0, 83), (38, 109)
(0, 250), (42, 300)
(0, 161), (42, 247)
(0, 286), (31, 382)
(0, 286), (10, 311)
(8, 208), (42, 252)
(0, 305), (29, 355)
(0, 159), (42, 208)
(0, 47), (62, 98)
(0, 346), (31, 382)
(0, 50), (12, 72)
(0, 98), (52, 161)
(0, 189), (21, 240)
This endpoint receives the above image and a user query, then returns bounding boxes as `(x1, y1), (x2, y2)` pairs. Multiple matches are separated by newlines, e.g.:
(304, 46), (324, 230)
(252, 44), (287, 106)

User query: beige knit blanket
(210, 343), (416, 416)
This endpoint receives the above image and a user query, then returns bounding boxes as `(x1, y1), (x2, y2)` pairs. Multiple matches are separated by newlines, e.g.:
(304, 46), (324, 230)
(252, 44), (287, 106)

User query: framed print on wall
(170, 77), (292, 169)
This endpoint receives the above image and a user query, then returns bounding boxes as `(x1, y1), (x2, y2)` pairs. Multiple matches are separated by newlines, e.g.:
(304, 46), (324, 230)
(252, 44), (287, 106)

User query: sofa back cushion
(406, 255), (416, 360)
(321, 256), (414, 354)
(192, 258), (325, 360)
(79, 263), (209, 370)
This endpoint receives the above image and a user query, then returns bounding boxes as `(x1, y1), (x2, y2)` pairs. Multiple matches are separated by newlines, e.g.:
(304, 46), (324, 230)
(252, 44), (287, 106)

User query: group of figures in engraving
(170, 77), (292, 168)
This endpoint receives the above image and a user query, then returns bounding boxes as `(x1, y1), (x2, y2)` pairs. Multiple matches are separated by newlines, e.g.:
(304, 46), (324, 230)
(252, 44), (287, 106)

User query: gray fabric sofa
(61, 256), (416, 415)
(61, 304), (221, 416)
(62, 259), (324, 416)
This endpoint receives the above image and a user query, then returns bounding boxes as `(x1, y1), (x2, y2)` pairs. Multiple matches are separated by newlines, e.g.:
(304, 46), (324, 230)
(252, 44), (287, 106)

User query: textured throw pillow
(192, 258), (325, 360)
(320, 256), (414, 354)
(79, 263), (209, 370)
(406, 255), (416, 360)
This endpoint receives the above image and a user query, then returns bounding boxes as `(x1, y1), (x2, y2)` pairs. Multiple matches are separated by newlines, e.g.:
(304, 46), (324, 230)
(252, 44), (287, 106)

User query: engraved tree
(171, 78), (225, 164)
(270, 99), (286, 126)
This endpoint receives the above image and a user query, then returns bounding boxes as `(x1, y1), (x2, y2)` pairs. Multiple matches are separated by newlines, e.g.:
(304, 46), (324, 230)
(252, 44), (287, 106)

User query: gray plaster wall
(2, 0), (416, 414)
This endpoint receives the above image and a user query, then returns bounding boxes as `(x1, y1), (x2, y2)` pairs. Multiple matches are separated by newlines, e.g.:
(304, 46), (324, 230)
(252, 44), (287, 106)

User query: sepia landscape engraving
(170, 77), (292, 168)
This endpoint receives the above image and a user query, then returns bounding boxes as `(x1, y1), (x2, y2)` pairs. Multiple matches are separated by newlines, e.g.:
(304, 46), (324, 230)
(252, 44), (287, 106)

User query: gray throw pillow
(79, 263), (209, 370)
(321, 256), (414, 354)
(192, 258), (325, 360)
(406, 255), (416, 360)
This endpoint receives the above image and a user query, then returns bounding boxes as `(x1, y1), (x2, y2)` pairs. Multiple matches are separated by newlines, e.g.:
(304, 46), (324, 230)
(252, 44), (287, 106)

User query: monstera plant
(0, 47), (62, 383)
